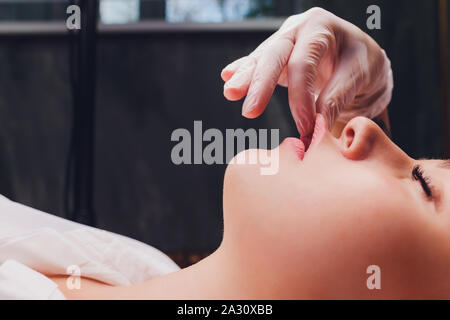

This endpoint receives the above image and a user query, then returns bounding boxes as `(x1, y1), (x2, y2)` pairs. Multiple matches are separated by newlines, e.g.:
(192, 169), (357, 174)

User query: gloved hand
(221, 7), (393, 140)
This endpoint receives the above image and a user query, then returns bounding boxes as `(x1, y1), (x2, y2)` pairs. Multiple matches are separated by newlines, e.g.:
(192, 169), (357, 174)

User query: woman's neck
(114, 245), (244, 299)
(52, 243), (263, 299)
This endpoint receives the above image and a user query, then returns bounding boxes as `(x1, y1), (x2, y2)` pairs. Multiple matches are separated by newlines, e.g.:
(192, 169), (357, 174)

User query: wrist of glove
(336, 49), (393, 124)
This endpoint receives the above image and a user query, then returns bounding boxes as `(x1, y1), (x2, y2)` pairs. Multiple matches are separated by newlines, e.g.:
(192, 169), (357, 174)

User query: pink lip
(308, 113), (327, 150)
(284, 113), (327, 160)
(284, 137), (305, 160)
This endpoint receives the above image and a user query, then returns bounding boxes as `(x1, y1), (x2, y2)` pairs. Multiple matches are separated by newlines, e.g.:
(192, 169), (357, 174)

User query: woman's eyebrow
(438, 159), (450, 169)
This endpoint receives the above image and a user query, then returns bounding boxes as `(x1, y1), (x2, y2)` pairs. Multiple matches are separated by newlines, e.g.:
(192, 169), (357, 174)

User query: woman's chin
(222, 146), (304, 222)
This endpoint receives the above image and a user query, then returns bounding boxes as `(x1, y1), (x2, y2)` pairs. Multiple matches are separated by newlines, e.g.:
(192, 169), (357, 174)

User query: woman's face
(222, 115), (450, 299)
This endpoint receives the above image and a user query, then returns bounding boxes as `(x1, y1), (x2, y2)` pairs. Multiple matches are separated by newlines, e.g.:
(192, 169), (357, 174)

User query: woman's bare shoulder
(47, 275), (115, 300)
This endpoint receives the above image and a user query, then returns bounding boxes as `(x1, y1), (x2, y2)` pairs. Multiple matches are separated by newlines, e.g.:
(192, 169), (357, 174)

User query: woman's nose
(339, 116), (410, 166)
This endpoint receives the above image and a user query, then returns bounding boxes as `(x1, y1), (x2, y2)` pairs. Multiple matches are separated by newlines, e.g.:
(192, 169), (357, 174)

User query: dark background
(0, 0), (448, 266)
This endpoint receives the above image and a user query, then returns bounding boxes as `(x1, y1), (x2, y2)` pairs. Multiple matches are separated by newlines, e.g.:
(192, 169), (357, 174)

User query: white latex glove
(221, 7), (393, 140)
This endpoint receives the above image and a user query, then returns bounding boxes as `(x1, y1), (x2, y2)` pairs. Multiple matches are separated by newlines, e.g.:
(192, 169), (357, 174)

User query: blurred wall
(0, 0), (446, 265)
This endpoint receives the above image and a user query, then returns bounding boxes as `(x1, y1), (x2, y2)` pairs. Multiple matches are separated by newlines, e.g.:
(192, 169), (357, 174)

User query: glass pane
(0, 0), (69, 21)
(100, 0), (140, 24)
(0, 0), (299, 23)
(158, 0), (281, 23)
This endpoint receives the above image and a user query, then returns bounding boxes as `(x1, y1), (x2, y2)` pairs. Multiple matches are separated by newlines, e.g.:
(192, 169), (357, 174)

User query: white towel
(0, 195), (180, 299)
(0, 259), (65, 300)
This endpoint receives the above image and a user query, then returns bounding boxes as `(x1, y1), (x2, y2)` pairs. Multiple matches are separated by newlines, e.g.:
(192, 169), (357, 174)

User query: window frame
(0, 18), (284, 35)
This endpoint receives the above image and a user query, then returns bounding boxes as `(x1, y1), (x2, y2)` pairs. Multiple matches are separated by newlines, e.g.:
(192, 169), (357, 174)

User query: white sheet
(0, 194), (180, 299)
(0, 259), (65, 300)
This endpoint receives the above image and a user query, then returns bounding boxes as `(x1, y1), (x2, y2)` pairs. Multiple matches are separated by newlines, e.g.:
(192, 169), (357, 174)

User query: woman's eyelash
(412, 165), (433, 198)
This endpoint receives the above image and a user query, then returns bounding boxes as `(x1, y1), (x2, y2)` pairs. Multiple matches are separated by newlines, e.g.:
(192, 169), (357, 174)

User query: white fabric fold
(0, 194), (180, 299)
(0, 259), (65, 300)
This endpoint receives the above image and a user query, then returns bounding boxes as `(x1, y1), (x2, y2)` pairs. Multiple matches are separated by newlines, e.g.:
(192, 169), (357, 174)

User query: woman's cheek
(331, 197), (448, 298)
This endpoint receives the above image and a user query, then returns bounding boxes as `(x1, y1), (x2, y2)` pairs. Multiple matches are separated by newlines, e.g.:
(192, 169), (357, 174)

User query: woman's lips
(309, 113), (326, 150)
(284, 113), (327, 160)
(284, 137), (305, 160)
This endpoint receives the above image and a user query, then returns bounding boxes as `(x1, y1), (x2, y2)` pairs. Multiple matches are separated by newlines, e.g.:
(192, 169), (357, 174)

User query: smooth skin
(50, 116), (450, 299)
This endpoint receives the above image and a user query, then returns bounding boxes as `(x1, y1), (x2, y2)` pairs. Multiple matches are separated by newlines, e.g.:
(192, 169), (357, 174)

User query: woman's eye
(412, 165), (433, 198)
